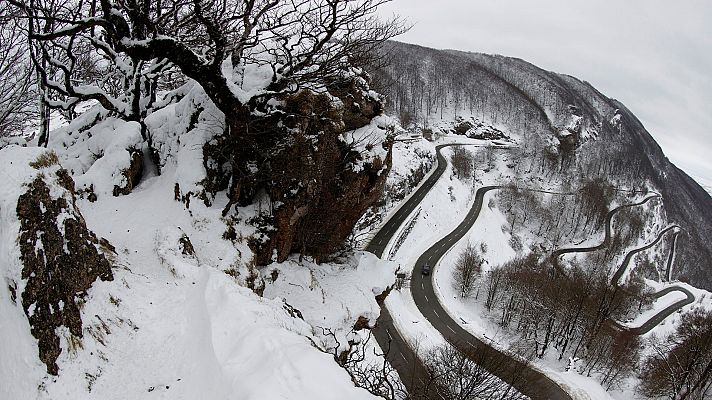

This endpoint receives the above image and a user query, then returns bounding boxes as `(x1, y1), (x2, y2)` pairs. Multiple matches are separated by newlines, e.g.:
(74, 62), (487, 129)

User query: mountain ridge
(374, 40), (712, 288)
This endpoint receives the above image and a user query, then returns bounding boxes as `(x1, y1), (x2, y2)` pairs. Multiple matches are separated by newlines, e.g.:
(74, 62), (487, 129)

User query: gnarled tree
(9, 0), (407, 263)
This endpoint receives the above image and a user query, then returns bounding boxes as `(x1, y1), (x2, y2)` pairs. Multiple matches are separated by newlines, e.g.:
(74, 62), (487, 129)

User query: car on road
(421, 264), (431, 275)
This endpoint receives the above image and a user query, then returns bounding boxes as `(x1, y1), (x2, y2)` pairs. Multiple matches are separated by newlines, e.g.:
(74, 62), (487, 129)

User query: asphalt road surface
(608, 225), (693, 335)
(552, 194), (660, 259)
(367, 144), (466, 399)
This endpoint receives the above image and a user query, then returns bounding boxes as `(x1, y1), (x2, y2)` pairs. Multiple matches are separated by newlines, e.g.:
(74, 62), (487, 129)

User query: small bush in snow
(29, 151), (59, 169)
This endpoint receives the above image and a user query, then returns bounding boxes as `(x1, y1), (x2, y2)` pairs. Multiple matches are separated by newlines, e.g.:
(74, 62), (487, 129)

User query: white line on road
(447, 325), (456, 334)
(424, 294), (429, 303)
(386, 329), (393, 340)
(400, 353), (407, 362)
(433, 310), (440, 318)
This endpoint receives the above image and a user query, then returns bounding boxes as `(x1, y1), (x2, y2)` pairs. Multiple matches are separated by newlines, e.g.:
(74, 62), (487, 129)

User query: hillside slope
(375, 41), (712, 288)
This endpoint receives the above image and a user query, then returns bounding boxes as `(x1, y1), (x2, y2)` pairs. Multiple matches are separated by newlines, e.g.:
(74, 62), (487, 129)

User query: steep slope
(375, 41), (712, 288)
(0, 81), (397, 399)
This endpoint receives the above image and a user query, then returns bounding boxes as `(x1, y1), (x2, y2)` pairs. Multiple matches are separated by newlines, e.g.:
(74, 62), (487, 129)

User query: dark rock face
(16, 170), (114, 375)
(203, 73), (392, 265)
(112, 147), (143, 196)
(247, 89), (392, 265)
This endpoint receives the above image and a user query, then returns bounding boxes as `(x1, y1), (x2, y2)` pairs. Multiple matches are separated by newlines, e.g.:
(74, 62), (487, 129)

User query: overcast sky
(377, 0), (712, 187)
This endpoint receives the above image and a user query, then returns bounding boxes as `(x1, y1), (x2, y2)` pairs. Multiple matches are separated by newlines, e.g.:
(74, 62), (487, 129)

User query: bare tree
(423, 343), (527, 400)
(453, 243), (482, 298)
(0, 4), (37, 137)
(9, 0), (406, 150)
(310, 327), (407, 400)
(640, 309), (712, 400)
(9, 0), (408, 262)
(10, 0), (405, 120)
(450, 145), (474, 180)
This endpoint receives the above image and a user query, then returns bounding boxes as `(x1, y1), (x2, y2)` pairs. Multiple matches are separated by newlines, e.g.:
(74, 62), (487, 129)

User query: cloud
(378, 0), (712, 180)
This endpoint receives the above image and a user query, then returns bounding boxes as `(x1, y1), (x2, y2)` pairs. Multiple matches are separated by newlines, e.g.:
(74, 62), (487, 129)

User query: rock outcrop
(203, 72), (392, 265)
(112, 147), (143, 196)
(17, 166), (114, 375)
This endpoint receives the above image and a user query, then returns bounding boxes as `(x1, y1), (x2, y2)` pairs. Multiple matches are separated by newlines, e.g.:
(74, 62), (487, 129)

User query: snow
(1, 73), (709, 399)
(262, 252), (398, 354)
(432, 190), (518, 338)
(376, 140), (636, 399)
(341, 115), (394, 173)
(623, 284), (687, 329)
(385, 291), (447, 352)
(0, 88), (393, 399)
(52, 117), (144, 197)
(635, 280), (712, 340)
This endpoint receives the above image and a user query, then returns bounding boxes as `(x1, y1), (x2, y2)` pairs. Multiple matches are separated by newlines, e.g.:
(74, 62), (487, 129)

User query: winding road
(367, 144), (571, 400)
(366, 142), (694, 399)
(551, 197), (694, 335)
(551, 194), (660, 259)
(366, 145), (458, 399)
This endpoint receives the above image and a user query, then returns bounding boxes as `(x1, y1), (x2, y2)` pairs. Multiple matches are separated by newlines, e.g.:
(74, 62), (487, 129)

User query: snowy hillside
(0, 77), (402, 399)
(373, 41), (712, 290)
(692, 175), (712, 197)
(2, 1), (711, 398)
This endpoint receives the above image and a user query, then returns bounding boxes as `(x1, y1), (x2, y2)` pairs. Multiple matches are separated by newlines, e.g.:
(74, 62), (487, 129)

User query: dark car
(421, 264), (431, 276)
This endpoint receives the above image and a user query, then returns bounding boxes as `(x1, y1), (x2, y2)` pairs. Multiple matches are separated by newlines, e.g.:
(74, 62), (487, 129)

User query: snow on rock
(0, 146), (57, 398)
(146, 82), (226, 202)
(47, 114), (144, 199)
(0, 145), (113, 389)
(341, 114), (394, 173)
(1, 98), (388, 398)
(420, 115), (514, 143)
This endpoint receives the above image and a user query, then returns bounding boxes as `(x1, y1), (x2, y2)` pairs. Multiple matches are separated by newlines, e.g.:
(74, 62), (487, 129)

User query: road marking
(386, 329), (393, 340)
(424, 294), (429, 303)
(421, 282), (424, 290)
(433, 309), (440, 318)
(447, 325), (456, 334)
(400, 353), (407, 362)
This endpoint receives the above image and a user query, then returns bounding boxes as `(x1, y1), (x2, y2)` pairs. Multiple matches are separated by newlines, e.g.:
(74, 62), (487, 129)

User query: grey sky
(377, 0), (712, 186)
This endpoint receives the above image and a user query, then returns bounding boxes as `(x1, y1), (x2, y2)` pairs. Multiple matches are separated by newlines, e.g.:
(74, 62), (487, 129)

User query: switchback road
(551, 197), (694, 336)
(367, 142), (694, 399)
(366, 144), (572, 400)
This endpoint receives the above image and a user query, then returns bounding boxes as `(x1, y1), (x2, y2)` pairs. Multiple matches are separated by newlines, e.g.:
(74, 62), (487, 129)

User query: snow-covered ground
(0, 84), (398, 400)
(377, 139), (712, 400)
(429, 189), (619, 400)
(2, 91), (709, 400)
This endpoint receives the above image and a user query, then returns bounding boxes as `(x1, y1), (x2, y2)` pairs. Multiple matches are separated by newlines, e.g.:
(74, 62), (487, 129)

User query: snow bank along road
(366, 144), (573, 400)
(552, 197), (694, 335)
